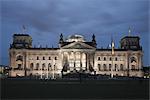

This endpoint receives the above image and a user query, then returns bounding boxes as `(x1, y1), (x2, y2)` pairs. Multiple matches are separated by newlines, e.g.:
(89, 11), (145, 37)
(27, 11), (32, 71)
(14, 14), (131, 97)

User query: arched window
(43, 57), (45, 60)
(104, 57), (106, 61)
(36, 63), (39, 70)
(103, 64), (107, 71)
(98, 57), (100, 61)
(120, 64), (124, 71)
(16, 55), (23, 61)
(115, 57), (117, 61)
(42, 63), (45, 70)
(55, 57), (57, 60)
(109, 64), (111, 71)
(37, 56), (39, 60)
(109, 57), (112, 61)
(30, 63), (34, 70)
(130, 57), (137, 70)
(130, 57), (137, 63)
(115, 64), (118, 71)
(48, 63), (51, 71)
(49, 57), (51, 60)
(98, 64), (101, 71)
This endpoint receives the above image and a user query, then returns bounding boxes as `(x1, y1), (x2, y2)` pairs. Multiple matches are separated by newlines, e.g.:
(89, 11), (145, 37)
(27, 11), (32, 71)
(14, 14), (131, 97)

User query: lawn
(1, 78), (149, 99)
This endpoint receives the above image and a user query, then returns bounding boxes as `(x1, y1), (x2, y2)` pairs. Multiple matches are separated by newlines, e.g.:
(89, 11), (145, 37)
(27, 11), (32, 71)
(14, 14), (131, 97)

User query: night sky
(0, 0), (149, 66)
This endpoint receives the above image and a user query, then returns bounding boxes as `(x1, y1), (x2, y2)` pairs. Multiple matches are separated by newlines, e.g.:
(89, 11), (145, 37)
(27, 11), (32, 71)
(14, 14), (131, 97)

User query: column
(74, 52), (76, 70)
(86, 53), (89, 71)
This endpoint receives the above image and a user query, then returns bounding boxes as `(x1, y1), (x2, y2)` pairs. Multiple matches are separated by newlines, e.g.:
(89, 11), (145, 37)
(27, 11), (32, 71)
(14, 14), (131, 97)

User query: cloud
(1, 0), (149, 65)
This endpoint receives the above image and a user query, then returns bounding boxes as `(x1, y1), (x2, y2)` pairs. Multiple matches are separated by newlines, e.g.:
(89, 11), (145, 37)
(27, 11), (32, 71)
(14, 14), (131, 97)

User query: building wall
(9, 48), (143, 77)
(9, 34), (144, 78)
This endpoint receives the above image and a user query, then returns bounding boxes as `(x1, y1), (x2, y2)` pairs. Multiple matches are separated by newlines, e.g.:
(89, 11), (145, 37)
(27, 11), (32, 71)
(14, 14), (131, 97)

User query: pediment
(61, 42), (95, 49)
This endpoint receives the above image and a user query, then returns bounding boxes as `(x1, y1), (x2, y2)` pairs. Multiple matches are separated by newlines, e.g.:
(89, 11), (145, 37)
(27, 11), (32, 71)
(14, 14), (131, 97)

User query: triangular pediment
(61, 42), (95, 49)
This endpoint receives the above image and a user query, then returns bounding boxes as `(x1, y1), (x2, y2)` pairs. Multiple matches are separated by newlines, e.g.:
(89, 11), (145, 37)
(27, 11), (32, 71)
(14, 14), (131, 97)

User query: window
(115, 57), (117, 61)
(130, 57), (137, 63)
(103, 64), (107, 71)
(43, 57), (45, 60)
(37, 56), (39, 60)
(55, 57), (57, 60)
(115, 64), (118, 71)
(131, 65), (136, 70)
(36, 63), (39, 70)
(17, 64), (22, 69)
(109, 57), (112, 61)
(48, 63), (51, 71)
(109, 64), (111, 71)
(16, 55), (23, 61)
(54, 64), (57, 70)
(98, 64), (101, 71)
(30, 63), (34, 70)
(98, 57), (100, 61)
(49, 57), (51, 60)
(120, 64), (124, 71)
(48, 63), (51, 67)
(104, 57), (106, 61)
(42, 63), (45, 70)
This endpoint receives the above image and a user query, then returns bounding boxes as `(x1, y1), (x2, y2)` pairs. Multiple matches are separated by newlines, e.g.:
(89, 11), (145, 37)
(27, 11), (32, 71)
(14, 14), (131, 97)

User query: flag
(111, 41), (115, 55)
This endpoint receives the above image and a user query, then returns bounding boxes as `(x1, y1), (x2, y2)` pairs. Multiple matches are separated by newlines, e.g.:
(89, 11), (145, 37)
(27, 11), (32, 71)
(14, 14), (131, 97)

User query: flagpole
(111, 39), (115, 78)
(22, 25), (26, 34)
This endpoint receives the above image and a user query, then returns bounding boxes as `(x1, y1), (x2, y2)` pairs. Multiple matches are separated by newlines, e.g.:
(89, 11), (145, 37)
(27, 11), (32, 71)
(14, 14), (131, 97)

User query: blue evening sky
(0, 0), (149, 66)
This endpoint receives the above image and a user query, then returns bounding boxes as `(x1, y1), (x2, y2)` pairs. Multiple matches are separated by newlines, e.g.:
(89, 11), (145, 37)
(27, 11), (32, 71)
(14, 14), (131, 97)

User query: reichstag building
(9, 30), (143, 78)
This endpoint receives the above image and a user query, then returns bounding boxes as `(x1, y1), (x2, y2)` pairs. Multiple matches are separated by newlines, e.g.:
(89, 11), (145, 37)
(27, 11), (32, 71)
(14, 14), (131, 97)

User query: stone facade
(9, 33), (144, 78)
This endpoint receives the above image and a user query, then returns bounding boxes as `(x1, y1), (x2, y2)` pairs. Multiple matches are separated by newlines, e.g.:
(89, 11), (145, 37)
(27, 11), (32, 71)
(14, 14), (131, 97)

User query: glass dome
(66, 34), (85, 42)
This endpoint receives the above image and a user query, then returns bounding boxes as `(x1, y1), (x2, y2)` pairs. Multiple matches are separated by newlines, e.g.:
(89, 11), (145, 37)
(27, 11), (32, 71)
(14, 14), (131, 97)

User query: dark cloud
(1, 0), (149, 66)
(2, 0), (148, 35)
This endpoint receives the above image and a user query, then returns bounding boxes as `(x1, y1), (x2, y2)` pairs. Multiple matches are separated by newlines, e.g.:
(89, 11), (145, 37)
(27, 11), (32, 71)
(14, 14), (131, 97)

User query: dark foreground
(1, 78), (149, 100)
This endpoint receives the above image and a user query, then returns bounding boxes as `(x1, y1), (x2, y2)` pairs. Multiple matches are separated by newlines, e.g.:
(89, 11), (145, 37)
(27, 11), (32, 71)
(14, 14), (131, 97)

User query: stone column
(93, 53), (95, 70)
(86, 53), (89, 71)
(24, 52), (27, 76)
(80, 52), (82, 70)
(138, 53), (142, 70)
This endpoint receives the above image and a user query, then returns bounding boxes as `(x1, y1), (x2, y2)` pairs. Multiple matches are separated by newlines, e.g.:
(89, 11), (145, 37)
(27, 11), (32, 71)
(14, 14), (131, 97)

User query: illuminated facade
(9, 31), (144, 78)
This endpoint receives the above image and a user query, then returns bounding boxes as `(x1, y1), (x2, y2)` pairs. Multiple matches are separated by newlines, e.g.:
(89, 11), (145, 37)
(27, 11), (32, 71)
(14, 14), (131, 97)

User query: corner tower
(10, 34), (32, 49)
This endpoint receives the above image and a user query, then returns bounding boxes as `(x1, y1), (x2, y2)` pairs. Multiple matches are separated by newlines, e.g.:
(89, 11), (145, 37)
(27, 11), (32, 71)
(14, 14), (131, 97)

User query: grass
(1, 78), (149, 99)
